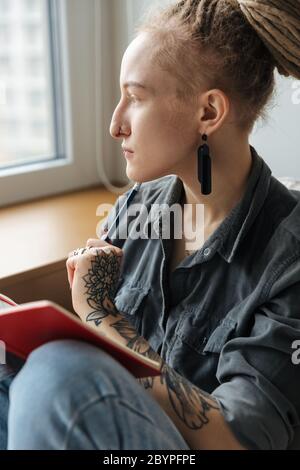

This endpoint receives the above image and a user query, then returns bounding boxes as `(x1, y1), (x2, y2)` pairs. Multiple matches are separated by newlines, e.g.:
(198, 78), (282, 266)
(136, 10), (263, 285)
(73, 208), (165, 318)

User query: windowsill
(0, 185), (118, 287)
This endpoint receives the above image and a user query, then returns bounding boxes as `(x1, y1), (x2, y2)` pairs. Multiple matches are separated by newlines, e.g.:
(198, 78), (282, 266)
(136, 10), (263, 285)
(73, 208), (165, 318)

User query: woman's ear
(198, 89), (230, 135)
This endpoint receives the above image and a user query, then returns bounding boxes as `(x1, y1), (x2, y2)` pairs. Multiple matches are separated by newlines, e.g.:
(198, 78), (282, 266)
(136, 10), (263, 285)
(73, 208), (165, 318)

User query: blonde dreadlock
(237, 0), (300, 79)
(135, 0), (300, 132)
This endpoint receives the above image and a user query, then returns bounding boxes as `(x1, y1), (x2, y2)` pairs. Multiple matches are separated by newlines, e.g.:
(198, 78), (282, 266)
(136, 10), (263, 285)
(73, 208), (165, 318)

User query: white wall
(251, 75), (300, 178)
(115, 0), (300, 180)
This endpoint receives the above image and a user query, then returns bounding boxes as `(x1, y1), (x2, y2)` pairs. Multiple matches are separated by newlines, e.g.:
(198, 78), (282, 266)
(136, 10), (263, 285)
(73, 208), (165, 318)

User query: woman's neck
(178, 137), (253, 228)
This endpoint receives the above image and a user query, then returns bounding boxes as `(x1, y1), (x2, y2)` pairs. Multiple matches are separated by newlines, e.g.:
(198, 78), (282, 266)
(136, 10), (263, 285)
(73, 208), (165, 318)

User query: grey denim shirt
(105, 146), (300, 450)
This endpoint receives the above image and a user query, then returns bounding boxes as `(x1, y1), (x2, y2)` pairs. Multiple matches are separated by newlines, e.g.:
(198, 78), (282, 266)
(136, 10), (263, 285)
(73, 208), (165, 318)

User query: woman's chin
(126, 167), (165, 183)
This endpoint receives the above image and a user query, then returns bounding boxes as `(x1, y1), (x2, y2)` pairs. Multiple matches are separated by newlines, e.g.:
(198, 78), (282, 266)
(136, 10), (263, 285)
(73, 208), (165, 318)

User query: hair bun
(237, 0), (300, 79)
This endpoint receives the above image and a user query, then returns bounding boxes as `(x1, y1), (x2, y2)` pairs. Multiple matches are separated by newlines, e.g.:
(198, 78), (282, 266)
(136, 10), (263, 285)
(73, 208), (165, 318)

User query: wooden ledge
(0, 185), (118, 285)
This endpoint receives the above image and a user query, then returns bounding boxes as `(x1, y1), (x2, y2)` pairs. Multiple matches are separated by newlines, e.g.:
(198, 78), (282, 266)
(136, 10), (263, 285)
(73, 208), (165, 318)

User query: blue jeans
(0, 340), (189, 450)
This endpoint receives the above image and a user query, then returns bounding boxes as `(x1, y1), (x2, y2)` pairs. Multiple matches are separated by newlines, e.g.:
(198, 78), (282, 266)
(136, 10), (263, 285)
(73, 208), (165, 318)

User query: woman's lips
(123, 150), (134, 159)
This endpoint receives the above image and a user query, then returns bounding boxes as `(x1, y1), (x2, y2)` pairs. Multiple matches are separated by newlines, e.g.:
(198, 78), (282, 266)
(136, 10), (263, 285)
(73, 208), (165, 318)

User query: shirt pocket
(175, 309), (237, 356)
(174, 307), (213, 355)
(202, 318), (237, 354)
(114, 284), (150, 332)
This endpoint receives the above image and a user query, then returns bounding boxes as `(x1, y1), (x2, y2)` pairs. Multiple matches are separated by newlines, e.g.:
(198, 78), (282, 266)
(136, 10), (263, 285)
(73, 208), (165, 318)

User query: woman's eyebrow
(122, 81), (155, 94)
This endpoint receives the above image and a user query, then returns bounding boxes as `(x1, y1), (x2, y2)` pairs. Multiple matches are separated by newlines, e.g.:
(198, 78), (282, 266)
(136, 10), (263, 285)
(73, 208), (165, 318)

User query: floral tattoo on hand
(83, 250), (122, 326)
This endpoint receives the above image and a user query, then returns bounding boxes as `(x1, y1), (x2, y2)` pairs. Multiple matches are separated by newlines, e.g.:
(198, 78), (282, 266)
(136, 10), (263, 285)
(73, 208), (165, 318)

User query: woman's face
(110, 33), (200, 183)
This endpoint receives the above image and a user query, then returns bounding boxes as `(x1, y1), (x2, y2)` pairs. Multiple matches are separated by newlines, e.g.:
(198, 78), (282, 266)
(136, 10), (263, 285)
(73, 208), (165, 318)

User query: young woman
(1, 0), (300, 450)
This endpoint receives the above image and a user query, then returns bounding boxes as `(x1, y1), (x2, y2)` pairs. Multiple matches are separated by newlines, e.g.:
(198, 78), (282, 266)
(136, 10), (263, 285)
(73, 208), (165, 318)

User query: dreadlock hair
(134, 0), (300, 133)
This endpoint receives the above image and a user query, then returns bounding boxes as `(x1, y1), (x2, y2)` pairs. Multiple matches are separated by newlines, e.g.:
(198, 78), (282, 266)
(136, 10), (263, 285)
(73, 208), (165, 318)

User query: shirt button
(204, 248), (211, 257)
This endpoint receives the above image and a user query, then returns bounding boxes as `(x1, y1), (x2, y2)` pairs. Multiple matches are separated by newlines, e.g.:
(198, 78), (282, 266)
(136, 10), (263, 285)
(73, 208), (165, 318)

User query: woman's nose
(110, 120), (130, 141)
(109, 116), (120, 140)
(110, 101), (131, 140)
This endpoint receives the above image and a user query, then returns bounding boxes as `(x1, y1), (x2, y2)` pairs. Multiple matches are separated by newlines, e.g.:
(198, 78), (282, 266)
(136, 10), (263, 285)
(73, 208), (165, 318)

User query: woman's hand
(66, 239), (123, 322)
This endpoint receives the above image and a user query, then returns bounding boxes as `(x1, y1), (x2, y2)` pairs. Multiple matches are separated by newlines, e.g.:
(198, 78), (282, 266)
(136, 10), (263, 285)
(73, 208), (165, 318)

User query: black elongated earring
(197, 134), (212, 195)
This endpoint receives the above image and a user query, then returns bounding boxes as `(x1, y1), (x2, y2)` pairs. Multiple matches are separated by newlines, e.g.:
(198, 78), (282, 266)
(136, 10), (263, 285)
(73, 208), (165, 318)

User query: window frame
(0, 0), (111, 208)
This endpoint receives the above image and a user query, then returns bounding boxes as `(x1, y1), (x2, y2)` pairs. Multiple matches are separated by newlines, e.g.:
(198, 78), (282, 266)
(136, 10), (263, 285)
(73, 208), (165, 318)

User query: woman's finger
(86, 238), (110, 249)
(68, 247), (88, 258)
(89, 246), (123, 258)
(66, 248), (94, 289)
(66, 256), (76, 289)
(66, 245), (123, 289)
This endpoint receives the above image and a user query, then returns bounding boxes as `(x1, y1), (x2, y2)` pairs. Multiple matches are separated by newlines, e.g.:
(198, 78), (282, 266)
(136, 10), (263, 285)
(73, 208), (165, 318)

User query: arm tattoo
(111, 317), (161, 362)
(160, 363), (219, 430)
(81, 250), (219, 431)
(82, 252), (120, 327)
(111, 315), (219, 430)
(110, 317), (161, 390)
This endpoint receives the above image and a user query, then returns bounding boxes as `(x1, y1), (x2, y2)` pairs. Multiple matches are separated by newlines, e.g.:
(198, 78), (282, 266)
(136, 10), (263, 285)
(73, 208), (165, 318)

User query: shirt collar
(156, 145), (272, 264)
(217, 146), (272, 263)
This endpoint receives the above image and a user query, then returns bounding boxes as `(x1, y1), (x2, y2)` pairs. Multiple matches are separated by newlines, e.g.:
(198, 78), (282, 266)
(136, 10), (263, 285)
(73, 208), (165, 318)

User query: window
(23, 23), (41, 44)
(25, 0), (39, 12)
(0, 0), (10, 14)
(28, 89), (45, 106)
(0, 0), (104, 208)
(0, 56), (11, 73)
(0, 24), (10, 42)
(0, 0), (56, 170)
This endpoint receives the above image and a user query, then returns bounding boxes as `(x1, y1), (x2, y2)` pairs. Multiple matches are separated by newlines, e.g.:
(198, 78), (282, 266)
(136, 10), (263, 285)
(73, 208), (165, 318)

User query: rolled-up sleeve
(212, 260), (300, 450)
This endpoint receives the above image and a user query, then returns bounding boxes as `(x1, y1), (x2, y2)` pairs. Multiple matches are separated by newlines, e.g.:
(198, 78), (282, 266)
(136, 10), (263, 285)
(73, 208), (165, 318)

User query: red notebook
(0, 294), (161, 378)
